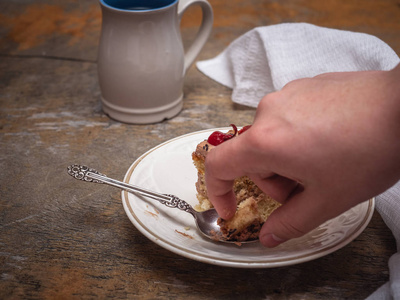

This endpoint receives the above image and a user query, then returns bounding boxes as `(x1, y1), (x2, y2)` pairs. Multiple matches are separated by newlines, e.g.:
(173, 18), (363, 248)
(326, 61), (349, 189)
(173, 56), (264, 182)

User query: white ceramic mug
(98, 0), (213, 124)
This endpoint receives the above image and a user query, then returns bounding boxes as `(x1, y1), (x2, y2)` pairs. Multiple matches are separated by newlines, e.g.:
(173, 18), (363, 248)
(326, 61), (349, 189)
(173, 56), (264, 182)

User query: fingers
(204, 126), (294, 219)
(259, 189), (338, 248)
(204, 138), (245, 219)
(251, 174), (299, 204)
(205, 183), (237, 220)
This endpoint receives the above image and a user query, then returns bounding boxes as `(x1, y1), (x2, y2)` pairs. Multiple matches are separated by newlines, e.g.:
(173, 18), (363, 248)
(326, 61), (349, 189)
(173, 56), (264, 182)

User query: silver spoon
(67, 164), (256, 244)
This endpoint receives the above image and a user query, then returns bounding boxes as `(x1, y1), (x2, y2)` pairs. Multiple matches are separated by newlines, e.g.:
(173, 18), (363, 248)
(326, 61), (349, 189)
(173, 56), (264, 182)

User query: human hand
(205, 64), (400, 247)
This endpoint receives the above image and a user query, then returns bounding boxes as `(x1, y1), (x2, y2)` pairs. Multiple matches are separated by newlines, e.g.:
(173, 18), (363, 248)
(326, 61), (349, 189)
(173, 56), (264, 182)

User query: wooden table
(1, 0), (399, 298)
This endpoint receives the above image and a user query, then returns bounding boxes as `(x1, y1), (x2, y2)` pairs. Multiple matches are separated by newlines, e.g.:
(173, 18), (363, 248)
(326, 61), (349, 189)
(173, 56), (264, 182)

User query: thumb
(259, 190), (335, 248)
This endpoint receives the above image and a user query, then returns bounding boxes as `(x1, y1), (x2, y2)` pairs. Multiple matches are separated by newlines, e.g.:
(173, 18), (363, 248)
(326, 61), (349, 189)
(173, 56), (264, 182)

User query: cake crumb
(145, 210), (158, 218)
(175, 229), (194, 239)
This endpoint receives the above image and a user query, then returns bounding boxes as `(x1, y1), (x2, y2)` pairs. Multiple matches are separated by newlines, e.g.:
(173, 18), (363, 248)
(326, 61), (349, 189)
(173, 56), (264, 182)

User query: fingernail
(260, 233), (286, 248)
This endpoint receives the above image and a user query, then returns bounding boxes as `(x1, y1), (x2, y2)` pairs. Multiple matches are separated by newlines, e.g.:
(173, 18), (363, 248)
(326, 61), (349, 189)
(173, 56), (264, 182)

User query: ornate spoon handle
(67, 164), (195, 215)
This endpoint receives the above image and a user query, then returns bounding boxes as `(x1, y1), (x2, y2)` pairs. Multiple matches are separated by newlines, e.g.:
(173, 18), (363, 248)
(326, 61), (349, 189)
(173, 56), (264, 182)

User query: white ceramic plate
(122, 128), (375, 268)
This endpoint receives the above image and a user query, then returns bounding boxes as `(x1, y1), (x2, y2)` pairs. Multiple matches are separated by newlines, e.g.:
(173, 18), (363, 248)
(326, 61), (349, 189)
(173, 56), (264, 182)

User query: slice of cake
(192, 125), (281, 242)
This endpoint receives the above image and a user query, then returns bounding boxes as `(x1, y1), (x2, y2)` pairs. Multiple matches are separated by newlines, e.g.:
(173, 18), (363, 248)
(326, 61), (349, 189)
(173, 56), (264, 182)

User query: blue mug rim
(100, 0), (179, 12)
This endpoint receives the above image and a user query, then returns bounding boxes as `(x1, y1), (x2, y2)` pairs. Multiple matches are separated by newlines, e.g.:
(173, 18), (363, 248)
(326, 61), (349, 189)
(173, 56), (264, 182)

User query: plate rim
(121, 128), (375, 268)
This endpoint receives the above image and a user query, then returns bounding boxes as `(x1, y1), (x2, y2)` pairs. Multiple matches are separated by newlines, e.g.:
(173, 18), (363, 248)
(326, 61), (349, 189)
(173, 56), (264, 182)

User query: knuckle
(258, 92), (279, 109)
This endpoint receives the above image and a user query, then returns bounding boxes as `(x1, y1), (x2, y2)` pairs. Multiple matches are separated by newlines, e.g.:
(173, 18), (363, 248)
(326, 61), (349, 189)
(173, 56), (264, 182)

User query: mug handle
(178, 0), (213, 74)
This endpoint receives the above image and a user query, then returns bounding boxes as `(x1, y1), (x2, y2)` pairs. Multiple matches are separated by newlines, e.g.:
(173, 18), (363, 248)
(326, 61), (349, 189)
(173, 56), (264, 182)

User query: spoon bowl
(67, 164), (257, 244)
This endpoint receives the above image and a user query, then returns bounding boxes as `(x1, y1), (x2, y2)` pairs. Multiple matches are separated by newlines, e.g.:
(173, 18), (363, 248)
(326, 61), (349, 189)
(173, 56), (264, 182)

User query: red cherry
(207, 131), (227, 146)
(207, 124), (252, 146)
(207, 124), (240, 146)
(238, 125), (251, 134)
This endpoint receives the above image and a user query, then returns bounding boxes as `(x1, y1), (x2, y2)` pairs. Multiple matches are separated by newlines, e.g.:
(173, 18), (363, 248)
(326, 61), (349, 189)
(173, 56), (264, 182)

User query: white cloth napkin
(196, 23), (400, 298)
(196, 23), (399, 107)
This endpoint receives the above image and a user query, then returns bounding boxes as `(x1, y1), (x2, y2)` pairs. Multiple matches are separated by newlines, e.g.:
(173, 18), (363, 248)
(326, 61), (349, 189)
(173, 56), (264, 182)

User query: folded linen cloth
(196, 23), (399, 107)
(197, 23), (400, 298)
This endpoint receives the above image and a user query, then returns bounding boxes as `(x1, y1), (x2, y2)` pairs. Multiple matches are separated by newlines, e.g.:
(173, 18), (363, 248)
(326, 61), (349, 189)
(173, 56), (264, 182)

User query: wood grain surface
(1, 0), (399, 299)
